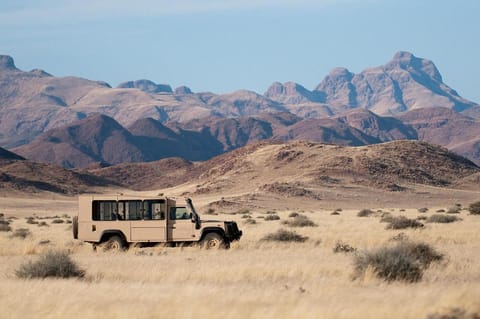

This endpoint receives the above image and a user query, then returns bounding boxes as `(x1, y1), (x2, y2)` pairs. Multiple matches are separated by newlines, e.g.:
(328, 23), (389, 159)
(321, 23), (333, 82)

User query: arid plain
(1, 141), (480, 319)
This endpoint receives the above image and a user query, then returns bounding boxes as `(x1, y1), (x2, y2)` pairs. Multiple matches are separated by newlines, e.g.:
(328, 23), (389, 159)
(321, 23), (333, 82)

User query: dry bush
(235, 209), (250, 215)
(331, 211), (340, 215)
(37, 221), (49, 227)
(427, 214), (461, 224)
(446, 206), (461, 214)
(468, 201), (480, 215)
(288, 212), (299, 218)
(241, 214), (251, 219)
(10, 228), (31, 239)
(427, 308), (480, 319)
(357, 209), (375, 217)
(244, 218), (257, 225)
(436, 209), (446, 213)
(26, 217), (38, 224)
(333, 241), (357, 254)
(0, 223), (11, 232)
(261, 229), (308, 243)
(380, 212), (394, 223)
(51, 219), (65, 224)
(204, 208), (218, 215)
(15, 250), (85, 279)
(283, 215), (317, 227)
(417, 207), (429, 213)
(353, 241), (443, 283)
(386, 216), (424, 230)
(264, 214), (280, 221)
(264, 210), (277, 215)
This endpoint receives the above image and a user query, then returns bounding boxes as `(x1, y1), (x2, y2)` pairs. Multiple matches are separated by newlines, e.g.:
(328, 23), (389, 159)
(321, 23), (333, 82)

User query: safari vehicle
(72, 195), (242, 250)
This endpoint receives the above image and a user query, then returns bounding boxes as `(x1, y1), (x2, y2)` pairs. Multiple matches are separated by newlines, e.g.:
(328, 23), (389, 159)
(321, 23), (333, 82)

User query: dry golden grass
(1, 196), (480, 319)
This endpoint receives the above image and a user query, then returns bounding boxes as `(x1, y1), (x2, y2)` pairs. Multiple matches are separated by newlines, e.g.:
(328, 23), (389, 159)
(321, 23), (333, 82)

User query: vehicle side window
(146, 200), (165, 220)
(92, 200), (117, 221)
(170, 207), (190, 220)
(118, 200), (143, 220)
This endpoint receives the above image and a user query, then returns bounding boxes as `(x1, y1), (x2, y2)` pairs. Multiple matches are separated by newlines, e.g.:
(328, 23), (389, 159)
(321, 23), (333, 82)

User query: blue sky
(1, 0), (479, 102)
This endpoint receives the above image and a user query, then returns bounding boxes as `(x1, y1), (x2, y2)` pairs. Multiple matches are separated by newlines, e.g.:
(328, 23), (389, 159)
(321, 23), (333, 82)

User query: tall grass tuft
(353, 241), (443, 283)
(16, 250), (85, 279)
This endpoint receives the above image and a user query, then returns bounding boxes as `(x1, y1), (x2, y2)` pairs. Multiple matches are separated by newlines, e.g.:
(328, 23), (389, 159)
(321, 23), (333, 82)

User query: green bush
(353, 241), (443, 283)
(427, 214), (461, 224)
(261, 229), (308, 243)
(16, 250), (85, 279)
(386, 216), (424, 230)
(468, 201), (480, 215)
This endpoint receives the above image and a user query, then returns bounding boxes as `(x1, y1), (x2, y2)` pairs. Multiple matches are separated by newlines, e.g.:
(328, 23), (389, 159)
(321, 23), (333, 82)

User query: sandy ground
(0, 186), (479, 319)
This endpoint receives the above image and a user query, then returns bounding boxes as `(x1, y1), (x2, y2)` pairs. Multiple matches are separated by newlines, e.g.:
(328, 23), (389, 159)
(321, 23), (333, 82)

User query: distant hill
(0, 157), (115, 195)
(90, 140), (479, 192)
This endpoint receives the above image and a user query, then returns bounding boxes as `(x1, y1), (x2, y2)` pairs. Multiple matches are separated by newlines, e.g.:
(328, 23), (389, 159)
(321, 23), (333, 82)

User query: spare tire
(72, 216), (78, 239)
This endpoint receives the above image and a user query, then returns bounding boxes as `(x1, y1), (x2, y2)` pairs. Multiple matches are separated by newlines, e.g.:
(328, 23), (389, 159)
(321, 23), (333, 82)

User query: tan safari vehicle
(72, 195), (242, 250)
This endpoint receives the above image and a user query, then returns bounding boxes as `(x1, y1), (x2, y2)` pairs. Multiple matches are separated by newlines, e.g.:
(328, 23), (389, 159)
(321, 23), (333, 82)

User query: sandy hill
(90, 140), (479, 197)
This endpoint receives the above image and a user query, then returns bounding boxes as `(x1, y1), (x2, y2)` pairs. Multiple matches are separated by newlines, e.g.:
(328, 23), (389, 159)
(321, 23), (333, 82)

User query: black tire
(200, 232), (227, 249)
(72, 216), (78, 239)
(103, 235), (126, 251)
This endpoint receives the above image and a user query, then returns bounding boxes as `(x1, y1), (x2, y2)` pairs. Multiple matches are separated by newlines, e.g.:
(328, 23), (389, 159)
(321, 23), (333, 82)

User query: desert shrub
(390, 233), (408, 242)
(264, 214), (280, 221)
(446, 206), (461, 214)
(418, 207), (429, 213)
(386, 216), (424, 230)
(357, 209), (375, 217)
(436, 209), (446, 213)
(51, 219), (65, 224)
(283, 215), (317, 227)
(261, 229), (308, 243)
(288, 212), (299, 218)
(330, 211), (340, 215)
(380, 212), (394, 223)
(265, 210), (277, 215)
(37, 221), (49, 227)
(244, 218), (257, 225)
(241, 214), (252, 219)
(235, 208), (250, 215)
(15, 250), (85, 279)
(335, 208), (343, 212)
(417, 216), (428, 221)
(427, 214), (461, 224)
(66, 219), (72, 224)
(353, 241), (443, 283)
(427, 308), (480, 319)
(10, 228), (31, 239)
(26, 217), (38, 224)
(204, 208), (218, 215)
(333, 241), (357, 254)
(0, 224), (12, 232)
(468, 201), (480, 215)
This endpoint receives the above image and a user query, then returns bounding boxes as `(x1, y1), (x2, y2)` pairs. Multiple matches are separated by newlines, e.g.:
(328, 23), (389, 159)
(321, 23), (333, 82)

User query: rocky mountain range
(1, 51), (480, 168)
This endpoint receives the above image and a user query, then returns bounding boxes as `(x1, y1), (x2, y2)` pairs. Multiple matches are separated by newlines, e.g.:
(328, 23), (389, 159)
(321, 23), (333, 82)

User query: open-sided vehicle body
(72, 195), (242, 249)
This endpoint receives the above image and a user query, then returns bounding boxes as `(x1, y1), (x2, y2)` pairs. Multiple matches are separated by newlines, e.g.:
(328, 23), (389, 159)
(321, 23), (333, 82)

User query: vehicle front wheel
(201, 232), (227, 249)
(103, 235), (126, 251)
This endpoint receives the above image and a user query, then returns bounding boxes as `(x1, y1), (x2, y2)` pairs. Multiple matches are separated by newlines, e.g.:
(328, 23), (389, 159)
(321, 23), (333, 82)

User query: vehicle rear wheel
(103, 235), (126, 251)
(201, 232), (226, 249)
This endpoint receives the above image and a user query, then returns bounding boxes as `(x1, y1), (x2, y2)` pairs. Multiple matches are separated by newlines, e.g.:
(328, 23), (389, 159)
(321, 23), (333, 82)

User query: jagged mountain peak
(117, 79), (173, 94)
(0, 55), (18, 71)
(386, 51), (442, 82)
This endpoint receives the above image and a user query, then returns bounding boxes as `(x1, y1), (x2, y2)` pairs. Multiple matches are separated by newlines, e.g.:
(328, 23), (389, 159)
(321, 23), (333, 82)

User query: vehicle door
(167, 206), (195, 241)
(126, 200), (167, 242)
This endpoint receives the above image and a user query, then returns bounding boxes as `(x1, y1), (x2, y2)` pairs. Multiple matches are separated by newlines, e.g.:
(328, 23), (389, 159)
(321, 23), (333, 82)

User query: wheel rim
(110, 240), (121, 250)
(206, 238), (220, 249)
